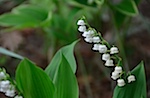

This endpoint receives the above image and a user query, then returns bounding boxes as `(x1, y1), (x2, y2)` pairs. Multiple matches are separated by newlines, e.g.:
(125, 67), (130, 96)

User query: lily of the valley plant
(77, 17), (136, 87)
(77, 16), (147, 98)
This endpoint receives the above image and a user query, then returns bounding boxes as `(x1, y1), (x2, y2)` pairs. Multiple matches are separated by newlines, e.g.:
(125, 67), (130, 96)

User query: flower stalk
(77, 16), (136, 87)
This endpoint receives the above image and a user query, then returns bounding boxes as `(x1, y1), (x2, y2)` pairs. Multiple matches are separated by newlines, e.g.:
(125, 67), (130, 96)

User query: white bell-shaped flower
(0, 72), (6, 80)
(78, 26), (86, 32)
(5, 89), (15, 97)
(82, 31), (89, 37)
(127, 75), (136, 83)
(117, 79), (125, 87)
(82, 30), (94, 37)
(88, 30), (95, 34)
(92, 36), (101, 43)
(105, 59), (114, 66)
(84, 37), (93, 43)
(77, 20), (85, 25)
(0, 80), (10, 93)
(15, 95), (23, 98)
(114, 66), (122, 74)
(102, 54), (110, 61)
(110, 47), (119, 54)
(92, 44), (100, 51)
(111, 71), (120, 80)
(98, 45), (107, 53)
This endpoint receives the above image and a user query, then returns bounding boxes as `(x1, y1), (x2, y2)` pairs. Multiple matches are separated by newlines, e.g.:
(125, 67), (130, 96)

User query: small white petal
(111, 71), (120, 80)
(88, 30), (95, 35)
(110, 47), (119, 54)
(77, 20), (85, 25)
(5, 89), (15, 97)
(105, 59), (114, 66)
(99, 45), (107, 53)
(92, 44), (100, 51)
(92, 36), (101, 43)
(78, 26), (86, 32)
(114, 66), (122, 73)
(82, 30), (95, 37)
(117, 79), (125, 87)
(82, 31), (91, 37)
(0, 80), (10, 93)
(102, 54), (110, 61)
(127, 75), (136, 83)
(84, 37), (93, 43)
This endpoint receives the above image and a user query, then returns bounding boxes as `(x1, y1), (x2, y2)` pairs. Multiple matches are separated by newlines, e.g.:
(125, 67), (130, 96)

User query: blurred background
(0, 0), (150, 98)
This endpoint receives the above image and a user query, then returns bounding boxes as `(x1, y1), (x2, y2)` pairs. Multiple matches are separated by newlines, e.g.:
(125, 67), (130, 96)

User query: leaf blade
(54, 54), (79, 98)
(45, 40), (79, 80)
(113, 0), (139, 16)
(16, 58), (55, 98)
(113, 61), (147, 98)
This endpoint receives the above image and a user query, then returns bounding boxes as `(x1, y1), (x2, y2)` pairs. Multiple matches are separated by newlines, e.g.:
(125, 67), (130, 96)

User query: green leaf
(54, 54), (79, 98)
(0, 13), (39, 28)
(16, 58), (55, 98)
(113, 11), (127, 29)
(12, 5), (48, 21)
(29, 0), (53, 9)
(113, 0), (139, 16)
(45, 40), (79, 80)
(113, 61), (147, 98)
(0, 5), (51, 29)
(0, 47), (23, 59)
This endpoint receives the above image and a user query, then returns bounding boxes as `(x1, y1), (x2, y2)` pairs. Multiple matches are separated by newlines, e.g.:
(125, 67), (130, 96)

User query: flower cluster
(77, 17), (136, 87)
(0, 68), (23, 98)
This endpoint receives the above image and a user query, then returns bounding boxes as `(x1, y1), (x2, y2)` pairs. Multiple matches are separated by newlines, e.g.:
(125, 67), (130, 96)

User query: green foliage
(73, 0), (104, 7)
(0, 4), (51, 29)
(16, 58), (55, 98)
(113, 0), (139, 16)
(113, 11), (127, 29)
(45, 40), (79, 80)
(113, 61), (147, 98)
(53, 54), (79, 98)
(13, 40), (79, 98)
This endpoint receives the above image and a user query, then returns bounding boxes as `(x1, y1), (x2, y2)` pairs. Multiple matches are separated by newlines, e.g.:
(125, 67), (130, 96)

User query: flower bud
(105, 59), (114, 66)
(117, 79), (125, 87)
(102, 54), (110, 61)
(110, 47), (119, 54)
(98, 45), (107, 53)
(77, 20), (85, 25)
(78, 26), (86, 32)
(127, 75), (136, 83)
